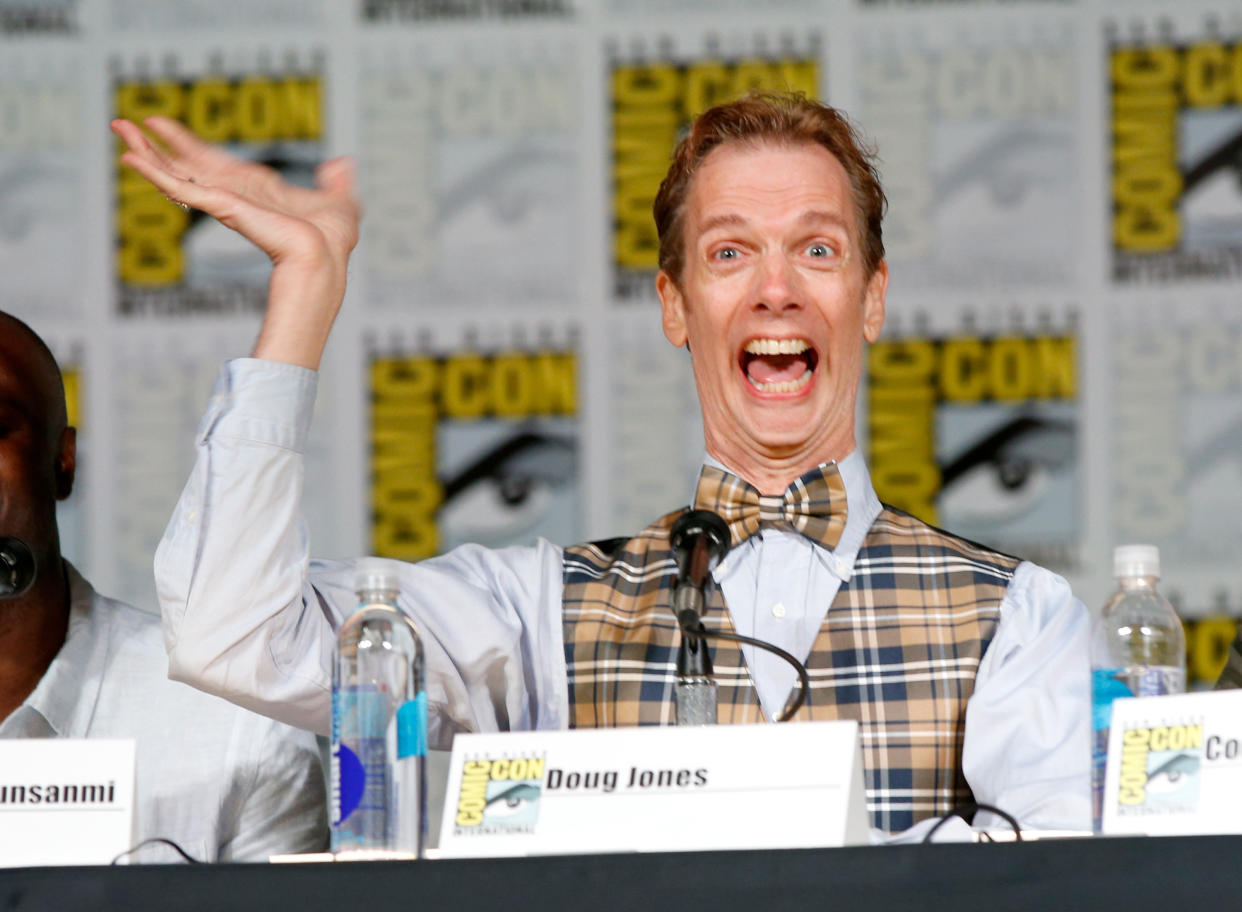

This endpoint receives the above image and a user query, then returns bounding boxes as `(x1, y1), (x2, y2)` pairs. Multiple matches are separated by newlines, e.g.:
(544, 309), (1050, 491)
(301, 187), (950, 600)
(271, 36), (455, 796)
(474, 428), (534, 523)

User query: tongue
(746, 354), (809, 385)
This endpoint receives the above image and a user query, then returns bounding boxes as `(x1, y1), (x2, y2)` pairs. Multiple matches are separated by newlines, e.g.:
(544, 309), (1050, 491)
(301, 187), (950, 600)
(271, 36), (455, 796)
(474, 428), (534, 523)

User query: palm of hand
(111, 115), (361, 369)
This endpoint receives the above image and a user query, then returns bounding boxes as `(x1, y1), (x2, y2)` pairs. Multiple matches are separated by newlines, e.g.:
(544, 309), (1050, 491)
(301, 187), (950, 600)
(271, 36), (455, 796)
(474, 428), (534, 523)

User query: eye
(805, 243), (833, 258)
(714, 246), (739, 261)
(484, 784), (540, 819)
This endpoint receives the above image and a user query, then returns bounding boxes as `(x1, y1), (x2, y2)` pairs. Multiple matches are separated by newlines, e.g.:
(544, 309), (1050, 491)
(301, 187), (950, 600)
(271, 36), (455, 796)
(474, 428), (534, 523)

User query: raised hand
(111, 116), (360, 369)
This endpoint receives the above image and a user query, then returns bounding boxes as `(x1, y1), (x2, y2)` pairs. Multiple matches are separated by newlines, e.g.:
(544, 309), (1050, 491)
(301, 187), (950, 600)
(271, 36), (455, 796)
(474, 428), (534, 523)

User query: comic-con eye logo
(1117, 724), (1202, 814)
(369, 349), (577, 562)
(1111, 35), (1242, 282)
(455, 756), (546, 833)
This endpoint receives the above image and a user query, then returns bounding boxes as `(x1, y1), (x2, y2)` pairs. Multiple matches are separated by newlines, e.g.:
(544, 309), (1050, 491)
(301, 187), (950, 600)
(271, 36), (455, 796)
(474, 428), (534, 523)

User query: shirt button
(717, 560), (729, 575)
(771, 602), (787, 619)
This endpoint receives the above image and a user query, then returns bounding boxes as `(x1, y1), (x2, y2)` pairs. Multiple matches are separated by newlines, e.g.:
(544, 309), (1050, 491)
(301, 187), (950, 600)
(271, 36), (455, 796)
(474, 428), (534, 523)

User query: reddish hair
(653, 92), (886, 281)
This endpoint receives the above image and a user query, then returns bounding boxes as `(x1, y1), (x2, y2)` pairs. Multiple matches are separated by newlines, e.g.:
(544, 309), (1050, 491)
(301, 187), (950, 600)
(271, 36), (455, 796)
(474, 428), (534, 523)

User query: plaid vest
(561, 506), (1020, 833)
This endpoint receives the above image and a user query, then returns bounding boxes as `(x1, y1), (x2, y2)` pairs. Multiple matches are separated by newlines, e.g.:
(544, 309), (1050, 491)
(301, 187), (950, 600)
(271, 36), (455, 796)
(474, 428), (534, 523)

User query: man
(0, 311), (328, 862)
(114, 93), (1089, 837)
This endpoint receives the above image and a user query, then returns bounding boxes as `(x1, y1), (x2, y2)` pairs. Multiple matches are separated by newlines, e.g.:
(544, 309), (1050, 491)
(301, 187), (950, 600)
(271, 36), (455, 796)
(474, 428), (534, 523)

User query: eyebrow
(697, 210), (852, 236)
(796, 210), (851, 232)
(697, 213), (747, 236)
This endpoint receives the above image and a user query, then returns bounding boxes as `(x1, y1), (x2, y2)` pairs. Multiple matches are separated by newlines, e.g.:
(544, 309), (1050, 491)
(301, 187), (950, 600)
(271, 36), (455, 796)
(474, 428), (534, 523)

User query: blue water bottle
(1090, 544), (1185, 831)
(332, 558), (427, 858)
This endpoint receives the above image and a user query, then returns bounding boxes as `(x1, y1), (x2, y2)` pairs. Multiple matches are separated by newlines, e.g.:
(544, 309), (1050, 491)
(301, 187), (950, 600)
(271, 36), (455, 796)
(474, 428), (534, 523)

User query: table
(2, 835), (1235, 912)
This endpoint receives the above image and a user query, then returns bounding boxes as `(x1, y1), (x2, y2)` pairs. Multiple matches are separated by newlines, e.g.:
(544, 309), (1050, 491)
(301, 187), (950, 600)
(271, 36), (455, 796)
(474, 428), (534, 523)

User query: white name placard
(1102, 689), (1242, 836)
(0, 739), (136, 867)
(438, 721), (868, 858)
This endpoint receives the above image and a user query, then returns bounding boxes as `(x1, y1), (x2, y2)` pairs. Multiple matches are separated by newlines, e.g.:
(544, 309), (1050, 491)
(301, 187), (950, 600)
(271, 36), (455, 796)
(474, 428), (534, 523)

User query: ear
(657, 270), (688, 348)
(861, 260), (888, 345)
(54, 426), (76, 501)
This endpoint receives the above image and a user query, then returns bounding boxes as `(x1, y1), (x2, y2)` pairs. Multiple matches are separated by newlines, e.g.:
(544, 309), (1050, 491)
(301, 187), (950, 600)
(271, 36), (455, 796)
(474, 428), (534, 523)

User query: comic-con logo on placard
(1110, 26), (1242, 283)
(454, 755), (546, 836)
(1116, 723), (1202, 816)
(867, 327), (1078, 571)
(609, 36), (818, 302)
(369, 338), (577, 561)
(112, 54), (324, 317)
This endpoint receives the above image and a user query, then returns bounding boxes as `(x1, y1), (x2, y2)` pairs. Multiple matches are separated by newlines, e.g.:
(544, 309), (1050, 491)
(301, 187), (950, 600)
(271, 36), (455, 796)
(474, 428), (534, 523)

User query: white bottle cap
(354, 557), (402, 596)
(1113, 544), (1160, 579)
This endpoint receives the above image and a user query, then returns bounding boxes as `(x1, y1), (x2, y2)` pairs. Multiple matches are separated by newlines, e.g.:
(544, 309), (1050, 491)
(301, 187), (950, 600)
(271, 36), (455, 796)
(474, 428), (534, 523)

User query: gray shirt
(0, 564), (328, 862)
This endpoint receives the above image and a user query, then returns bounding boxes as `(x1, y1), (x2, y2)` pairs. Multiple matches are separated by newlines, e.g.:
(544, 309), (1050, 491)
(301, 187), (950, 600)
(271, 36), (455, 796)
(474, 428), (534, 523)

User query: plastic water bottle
(1090, 544), (1185, 831)
(332, 558), (427, 858)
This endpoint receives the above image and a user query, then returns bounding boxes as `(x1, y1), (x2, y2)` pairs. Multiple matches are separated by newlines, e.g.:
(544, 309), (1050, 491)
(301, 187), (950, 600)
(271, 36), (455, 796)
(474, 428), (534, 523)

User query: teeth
(744, 338), (810, 356)
(747, 369), (813, 393)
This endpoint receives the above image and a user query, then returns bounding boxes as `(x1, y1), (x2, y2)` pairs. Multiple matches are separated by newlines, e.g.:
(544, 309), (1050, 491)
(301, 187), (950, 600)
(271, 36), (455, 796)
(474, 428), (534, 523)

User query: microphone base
(675, 678), (718, 726)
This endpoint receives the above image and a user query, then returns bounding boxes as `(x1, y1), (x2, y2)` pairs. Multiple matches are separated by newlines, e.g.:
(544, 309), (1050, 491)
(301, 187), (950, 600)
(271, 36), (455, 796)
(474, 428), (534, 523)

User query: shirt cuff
(197, 357), (319, 452)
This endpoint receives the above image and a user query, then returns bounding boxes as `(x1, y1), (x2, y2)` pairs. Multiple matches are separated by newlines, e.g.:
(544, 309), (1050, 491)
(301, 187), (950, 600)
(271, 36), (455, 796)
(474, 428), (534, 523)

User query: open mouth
(739, 338), (818, 393)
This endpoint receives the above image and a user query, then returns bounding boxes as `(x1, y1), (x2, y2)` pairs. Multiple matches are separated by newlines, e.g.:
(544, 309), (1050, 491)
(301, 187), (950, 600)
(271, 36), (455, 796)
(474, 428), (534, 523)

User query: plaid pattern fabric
(694, 463), (848, 550)
(1214, 628), (1242, 690)
(562, 505), (1021, 833)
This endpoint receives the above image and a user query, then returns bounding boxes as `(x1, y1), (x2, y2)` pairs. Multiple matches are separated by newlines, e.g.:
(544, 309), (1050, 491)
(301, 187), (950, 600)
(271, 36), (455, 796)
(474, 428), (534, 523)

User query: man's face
(0, 323), (73, 563)
(657, 140), (887, 486)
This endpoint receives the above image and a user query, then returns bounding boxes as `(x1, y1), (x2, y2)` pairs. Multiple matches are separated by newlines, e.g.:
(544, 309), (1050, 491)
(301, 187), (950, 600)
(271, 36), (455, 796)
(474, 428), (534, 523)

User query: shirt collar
(13, 563), (110, 738)
(698, 450), (882, 581)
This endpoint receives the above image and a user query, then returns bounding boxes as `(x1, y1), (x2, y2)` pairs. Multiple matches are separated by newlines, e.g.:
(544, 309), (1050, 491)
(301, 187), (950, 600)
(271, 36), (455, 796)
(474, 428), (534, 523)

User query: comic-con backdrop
(4, 0), (1241, 689)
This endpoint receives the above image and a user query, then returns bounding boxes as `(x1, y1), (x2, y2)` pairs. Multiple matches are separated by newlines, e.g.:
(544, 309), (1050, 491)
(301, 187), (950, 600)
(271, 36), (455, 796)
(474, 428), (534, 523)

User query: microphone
(0, 537), (36, 599)
(668, 510), (814, 724)
(670, 510), (731, 627)
(669, 510), (731, 726)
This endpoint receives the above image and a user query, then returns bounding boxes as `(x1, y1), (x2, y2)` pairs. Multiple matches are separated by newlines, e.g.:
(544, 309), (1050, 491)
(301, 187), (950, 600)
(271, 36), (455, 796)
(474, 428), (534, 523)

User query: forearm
(251, 251), (348, 370)
(155, 359), (335, 732)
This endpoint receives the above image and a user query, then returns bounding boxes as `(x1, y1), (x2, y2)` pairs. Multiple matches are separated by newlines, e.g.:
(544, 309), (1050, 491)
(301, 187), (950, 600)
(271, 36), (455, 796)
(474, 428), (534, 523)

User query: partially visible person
(0, 310), (328, 862)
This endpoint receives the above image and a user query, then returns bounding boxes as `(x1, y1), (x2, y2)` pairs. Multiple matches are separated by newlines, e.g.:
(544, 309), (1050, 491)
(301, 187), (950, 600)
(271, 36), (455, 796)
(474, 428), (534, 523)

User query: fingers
(140, 115), (208, 159)
(110, 118), (179, 175)
(141, 115), (241, 177)
(116, 147), (203, 211)
(315, 156), (355, 199)
(111, 115), (360, 263)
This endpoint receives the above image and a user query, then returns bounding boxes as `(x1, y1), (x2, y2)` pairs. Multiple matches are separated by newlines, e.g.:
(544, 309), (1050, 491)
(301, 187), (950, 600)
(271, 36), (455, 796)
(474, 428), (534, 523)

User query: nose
(752, 250), (802, 314)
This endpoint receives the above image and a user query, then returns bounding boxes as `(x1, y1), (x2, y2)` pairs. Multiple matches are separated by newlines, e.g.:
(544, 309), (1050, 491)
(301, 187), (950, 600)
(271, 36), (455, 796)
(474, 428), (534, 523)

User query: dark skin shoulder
(0, 312), (76, 723)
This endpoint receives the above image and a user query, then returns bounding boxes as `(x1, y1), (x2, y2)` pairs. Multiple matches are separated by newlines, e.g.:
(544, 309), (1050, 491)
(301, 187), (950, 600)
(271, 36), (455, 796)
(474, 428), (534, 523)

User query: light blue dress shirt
(155, 358), (1092, 836)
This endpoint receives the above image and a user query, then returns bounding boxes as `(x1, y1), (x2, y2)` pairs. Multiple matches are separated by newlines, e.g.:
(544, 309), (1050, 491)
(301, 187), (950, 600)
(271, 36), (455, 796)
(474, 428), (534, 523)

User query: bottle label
(334, 742), (366, 824)
(332, 685), (391, 838)
(396, 691), (428, 759)
(1091, 669), (1135, 732)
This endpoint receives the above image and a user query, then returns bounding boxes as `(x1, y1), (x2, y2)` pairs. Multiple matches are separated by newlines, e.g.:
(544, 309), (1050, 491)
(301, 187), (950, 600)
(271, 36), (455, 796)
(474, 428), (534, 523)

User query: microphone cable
(111, 837), (202, 864)
(670, 510), (813, 723)
(677, 623), (811, 722)
(920, 802), (1023, 843)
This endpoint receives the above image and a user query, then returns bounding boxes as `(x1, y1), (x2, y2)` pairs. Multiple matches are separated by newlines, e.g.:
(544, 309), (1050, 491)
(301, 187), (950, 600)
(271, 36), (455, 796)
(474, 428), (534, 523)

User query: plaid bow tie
(693, 463), (848, 551)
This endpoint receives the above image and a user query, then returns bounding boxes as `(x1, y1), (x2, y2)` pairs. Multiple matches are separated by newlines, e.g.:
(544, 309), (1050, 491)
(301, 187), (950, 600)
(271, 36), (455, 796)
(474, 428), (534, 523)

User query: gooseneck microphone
(670, 511), (732, 726)
(0, 537), (36, 599)
(668, 511), (814, 724)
